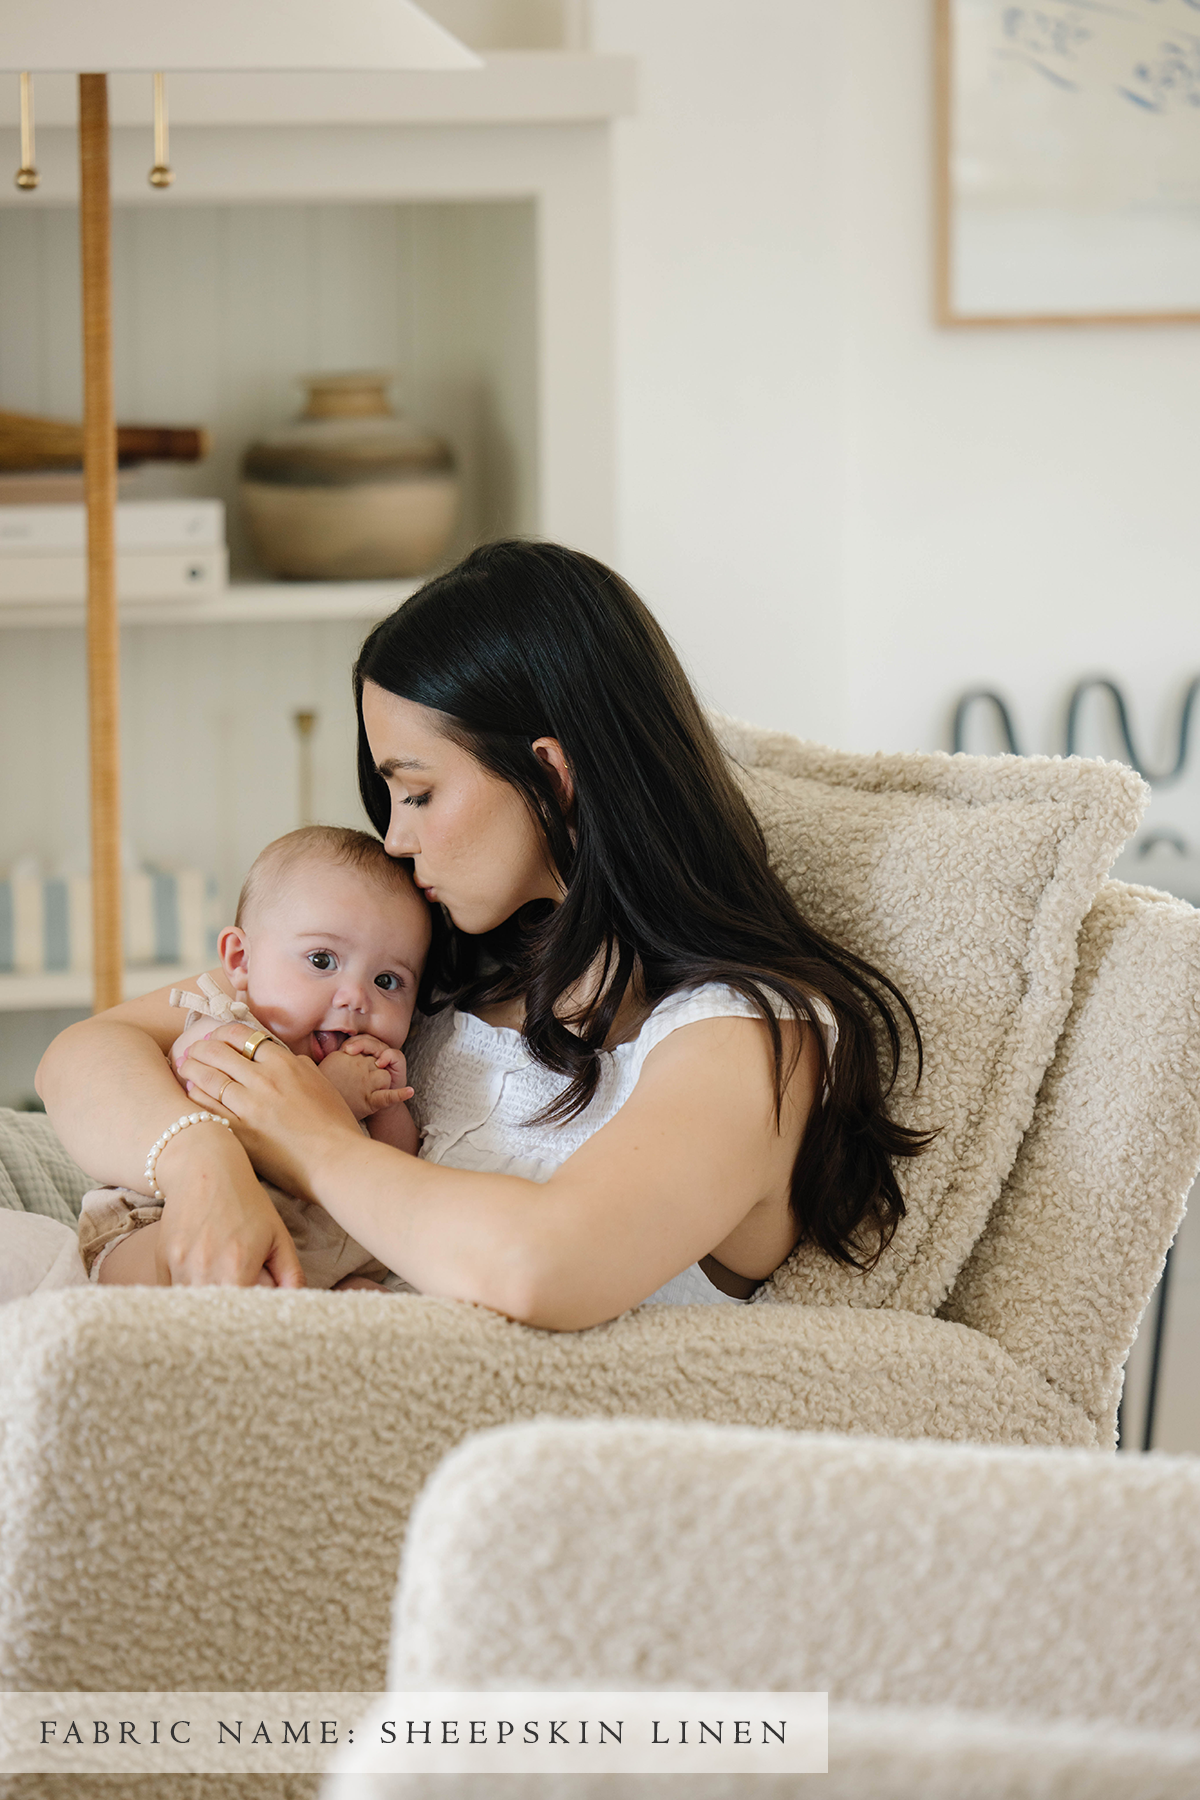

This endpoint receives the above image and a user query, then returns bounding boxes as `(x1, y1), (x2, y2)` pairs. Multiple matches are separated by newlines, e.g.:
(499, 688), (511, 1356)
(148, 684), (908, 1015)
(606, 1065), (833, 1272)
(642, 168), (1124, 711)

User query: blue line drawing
(996, 46), (1081, 84)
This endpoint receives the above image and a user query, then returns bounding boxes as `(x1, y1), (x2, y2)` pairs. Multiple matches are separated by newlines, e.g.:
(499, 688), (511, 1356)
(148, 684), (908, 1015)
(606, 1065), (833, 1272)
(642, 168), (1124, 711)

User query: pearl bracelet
(144, 1111), (233, 1201)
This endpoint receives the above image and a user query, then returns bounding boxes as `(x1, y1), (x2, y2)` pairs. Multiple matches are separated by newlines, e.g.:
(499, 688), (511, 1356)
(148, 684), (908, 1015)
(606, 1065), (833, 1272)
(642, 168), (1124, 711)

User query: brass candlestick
(14, 71), (37, 189)
(293, 709), (318, 828)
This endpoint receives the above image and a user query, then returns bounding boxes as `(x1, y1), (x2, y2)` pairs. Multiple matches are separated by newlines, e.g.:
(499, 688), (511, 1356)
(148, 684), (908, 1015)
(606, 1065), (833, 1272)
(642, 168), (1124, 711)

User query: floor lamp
(2, 1), (479, 1011)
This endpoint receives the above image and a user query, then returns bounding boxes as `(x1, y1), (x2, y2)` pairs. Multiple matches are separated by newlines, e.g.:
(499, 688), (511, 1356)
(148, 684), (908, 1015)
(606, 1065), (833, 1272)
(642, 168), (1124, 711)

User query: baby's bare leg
(98, 1220), (275, 1286)
(97, 1220), (168, 1285)
(332, 1274), (391, 1292)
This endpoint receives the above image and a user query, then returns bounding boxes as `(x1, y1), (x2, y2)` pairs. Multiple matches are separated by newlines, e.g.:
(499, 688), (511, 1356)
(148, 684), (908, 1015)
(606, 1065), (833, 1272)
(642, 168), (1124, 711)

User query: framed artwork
(936, 0), (1200, 324)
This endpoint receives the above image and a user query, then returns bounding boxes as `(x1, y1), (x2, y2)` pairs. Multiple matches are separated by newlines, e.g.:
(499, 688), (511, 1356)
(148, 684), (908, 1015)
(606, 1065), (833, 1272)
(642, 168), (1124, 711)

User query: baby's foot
(332, 1274), (390, 1293)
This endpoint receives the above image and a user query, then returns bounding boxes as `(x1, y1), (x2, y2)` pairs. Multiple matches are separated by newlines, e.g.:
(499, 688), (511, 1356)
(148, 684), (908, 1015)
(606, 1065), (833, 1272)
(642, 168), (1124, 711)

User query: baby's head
(219, 826), (431, 1063)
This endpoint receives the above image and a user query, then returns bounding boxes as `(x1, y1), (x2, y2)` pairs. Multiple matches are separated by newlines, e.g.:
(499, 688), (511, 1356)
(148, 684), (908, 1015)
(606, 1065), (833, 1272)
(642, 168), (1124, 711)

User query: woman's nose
(385, 803), (419, 858)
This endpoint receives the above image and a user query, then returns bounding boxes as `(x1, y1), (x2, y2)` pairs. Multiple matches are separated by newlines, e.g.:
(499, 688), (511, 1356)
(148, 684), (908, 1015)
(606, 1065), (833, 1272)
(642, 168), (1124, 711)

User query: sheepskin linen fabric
(943, 880), (1200, 1442)
(710, 720), (1147, 1312)
(0, 1294), (1097, 1686)
(387, 1421), (1200, 1725)
(319, 1419), (1200, 1798)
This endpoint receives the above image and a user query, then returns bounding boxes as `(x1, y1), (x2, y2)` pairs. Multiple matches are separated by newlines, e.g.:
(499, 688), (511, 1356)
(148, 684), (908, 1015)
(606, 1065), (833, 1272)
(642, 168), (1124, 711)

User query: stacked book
(0, 498), (227, 604)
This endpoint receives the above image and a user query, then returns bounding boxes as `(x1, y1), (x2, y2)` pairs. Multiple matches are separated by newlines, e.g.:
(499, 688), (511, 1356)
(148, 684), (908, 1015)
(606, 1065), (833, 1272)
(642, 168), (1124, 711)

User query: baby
(78, 825), (432, 1290)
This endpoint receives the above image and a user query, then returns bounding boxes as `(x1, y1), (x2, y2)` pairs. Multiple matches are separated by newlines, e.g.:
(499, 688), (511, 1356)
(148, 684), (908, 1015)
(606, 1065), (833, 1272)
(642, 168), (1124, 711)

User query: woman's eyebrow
(376, 756), (429, 775)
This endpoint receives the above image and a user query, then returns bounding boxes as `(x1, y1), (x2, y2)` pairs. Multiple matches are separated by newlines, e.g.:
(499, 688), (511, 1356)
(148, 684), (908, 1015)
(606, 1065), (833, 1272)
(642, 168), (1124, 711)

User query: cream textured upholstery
(1, 730), (1197, 1800)
(326, 1419), (1200, 1798)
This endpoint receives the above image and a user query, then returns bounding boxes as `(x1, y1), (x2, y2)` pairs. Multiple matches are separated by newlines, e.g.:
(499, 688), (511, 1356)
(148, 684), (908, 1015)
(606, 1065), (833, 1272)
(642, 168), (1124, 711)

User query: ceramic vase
(240, 372), (459, 581)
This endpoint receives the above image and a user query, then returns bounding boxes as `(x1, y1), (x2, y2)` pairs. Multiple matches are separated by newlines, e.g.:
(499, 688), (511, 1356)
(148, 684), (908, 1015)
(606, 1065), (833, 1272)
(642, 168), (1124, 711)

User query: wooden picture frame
(935, 0), (1200, 327)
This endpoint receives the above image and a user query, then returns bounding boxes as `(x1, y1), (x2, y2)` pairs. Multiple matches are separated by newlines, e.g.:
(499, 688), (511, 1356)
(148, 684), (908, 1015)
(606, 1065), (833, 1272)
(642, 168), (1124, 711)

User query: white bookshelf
(0, 50), (626, 1082)
(0, 965), (195, 1014)
(0, 578), (420, 630)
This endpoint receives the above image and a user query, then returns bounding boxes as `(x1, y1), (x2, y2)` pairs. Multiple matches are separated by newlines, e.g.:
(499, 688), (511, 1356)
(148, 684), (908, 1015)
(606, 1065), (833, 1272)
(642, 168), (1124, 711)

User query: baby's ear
(218, 925), (251, 993)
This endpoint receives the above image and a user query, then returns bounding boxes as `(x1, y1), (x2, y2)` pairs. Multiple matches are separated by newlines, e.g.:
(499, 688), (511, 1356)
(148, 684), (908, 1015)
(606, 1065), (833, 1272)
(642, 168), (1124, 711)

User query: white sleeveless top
(406, 982), (838, 1307)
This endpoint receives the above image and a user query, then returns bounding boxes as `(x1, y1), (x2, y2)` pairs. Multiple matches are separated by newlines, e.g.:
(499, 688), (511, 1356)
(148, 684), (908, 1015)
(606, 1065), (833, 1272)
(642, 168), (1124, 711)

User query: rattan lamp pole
(79, 73), (122, 1013)
(3, 5), (476, 1024)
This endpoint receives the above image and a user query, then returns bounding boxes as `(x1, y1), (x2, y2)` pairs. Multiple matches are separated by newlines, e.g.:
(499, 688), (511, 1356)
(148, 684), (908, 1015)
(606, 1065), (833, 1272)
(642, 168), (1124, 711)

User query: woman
(37, 541), (927, 1330)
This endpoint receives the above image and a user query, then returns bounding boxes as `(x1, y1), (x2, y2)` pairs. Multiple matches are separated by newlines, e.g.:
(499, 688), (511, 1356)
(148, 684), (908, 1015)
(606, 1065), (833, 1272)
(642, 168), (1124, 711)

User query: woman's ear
(218, 925), (251, 994)
(532, 737), (575, 813)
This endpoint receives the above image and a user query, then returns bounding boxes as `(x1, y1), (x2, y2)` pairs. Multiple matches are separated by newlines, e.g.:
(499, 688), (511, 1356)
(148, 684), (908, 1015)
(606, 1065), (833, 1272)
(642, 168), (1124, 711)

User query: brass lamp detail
(14, 71), (37, 189)
(293, 709), (318, 829)
(149, 71), (173, 188)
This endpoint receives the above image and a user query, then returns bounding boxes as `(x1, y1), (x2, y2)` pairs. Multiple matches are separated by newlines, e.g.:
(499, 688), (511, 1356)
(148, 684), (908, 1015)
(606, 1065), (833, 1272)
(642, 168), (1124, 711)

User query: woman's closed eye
(401, 791), (430, 808)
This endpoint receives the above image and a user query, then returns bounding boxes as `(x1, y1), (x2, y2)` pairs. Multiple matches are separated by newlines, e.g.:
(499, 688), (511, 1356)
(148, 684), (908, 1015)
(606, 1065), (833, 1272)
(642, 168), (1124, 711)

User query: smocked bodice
(406, 982), (838, 1307)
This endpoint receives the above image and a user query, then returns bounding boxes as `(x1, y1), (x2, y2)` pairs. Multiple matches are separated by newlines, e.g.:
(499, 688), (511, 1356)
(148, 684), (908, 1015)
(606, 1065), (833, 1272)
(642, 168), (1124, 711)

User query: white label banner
(0, 1691), (828, 1776)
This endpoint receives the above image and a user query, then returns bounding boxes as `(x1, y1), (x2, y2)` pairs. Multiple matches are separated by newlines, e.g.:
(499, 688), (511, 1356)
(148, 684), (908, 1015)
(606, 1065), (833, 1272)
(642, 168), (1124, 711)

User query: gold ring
(217, 1076), (233, 1107)
(240, 1029), (272, 1061)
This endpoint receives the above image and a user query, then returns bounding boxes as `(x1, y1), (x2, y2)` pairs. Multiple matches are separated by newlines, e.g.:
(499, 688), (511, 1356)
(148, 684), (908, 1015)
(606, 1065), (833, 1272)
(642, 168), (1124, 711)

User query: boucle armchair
(1, 727), (1198, 1798)
(328, 1419), (1200, 1798)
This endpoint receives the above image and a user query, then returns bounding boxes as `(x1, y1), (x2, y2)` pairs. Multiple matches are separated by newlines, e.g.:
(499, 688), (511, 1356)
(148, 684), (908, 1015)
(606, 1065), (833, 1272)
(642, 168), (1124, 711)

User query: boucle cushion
(341, 1420), (1200, 1799)
(943, 880), (1200, 1436)
(390, 1420), (1200, 1728)
(712, 720), (1146, 1313)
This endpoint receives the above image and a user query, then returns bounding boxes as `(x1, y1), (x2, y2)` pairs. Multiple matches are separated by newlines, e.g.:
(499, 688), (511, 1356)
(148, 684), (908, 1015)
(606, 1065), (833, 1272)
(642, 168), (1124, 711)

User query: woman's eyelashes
(401, 790), (430, 808)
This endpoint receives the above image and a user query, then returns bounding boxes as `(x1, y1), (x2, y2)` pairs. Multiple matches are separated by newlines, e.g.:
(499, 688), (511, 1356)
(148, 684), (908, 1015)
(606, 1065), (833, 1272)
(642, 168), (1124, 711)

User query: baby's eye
(374, 971), (403, 992)
(308, 951), (336, 972)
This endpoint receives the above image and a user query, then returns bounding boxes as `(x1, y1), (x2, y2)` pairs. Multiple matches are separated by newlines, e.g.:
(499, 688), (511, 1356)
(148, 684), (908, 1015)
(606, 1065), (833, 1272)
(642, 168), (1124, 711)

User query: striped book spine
(0, 868), (219, 972)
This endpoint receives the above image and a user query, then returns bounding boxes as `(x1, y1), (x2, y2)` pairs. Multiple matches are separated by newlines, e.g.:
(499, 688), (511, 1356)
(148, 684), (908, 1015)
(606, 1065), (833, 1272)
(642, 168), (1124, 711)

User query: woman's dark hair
(355, 539), (931, 1270)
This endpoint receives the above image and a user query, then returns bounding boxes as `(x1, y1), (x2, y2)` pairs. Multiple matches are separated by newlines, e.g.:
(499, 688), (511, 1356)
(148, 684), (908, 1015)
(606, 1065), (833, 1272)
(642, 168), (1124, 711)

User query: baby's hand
(319, 1036), (413, 1120)
(338, 1034), (412, 1095)
(168, 1016), (216, 1090)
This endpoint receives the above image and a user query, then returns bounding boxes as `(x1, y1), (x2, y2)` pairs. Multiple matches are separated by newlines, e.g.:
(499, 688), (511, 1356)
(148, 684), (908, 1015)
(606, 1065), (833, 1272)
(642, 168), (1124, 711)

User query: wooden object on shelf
(0, 409), (209, 471)
(0, 471), (97, 504)
(79, 72), (122, 1015)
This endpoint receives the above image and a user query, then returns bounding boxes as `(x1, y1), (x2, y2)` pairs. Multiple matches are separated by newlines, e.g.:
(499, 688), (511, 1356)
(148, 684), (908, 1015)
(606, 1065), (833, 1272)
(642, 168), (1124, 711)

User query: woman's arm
(180, 1013), (817, 1327)
(36, 979), (304, 1287)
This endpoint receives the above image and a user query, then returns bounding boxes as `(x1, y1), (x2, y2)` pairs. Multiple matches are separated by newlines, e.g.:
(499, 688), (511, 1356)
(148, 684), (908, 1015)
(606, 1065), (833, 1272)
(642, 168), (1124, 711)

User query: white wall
(591, 0), (849, 747)
(591, 0), (1200, 849)
(835, 1), (1200, 855)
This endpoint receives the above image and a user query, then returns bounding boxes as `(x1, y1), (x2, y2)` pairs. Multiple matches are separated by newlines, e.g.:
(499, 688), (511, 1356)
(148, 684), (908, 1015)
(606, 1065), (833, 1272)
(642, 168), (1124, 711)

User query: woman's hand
(34, 973), (306, 1288)
(153, 1124), (305, 1287)
(179, 1025), (364, 1200)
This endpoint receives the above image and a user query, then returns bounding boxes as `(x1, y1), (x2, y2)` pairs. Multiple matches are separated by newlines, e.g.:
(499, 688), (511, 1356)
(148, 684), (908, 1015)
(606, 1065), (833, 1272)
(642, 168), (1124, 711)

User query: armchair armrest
(0, 1289), (1093, 1692)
